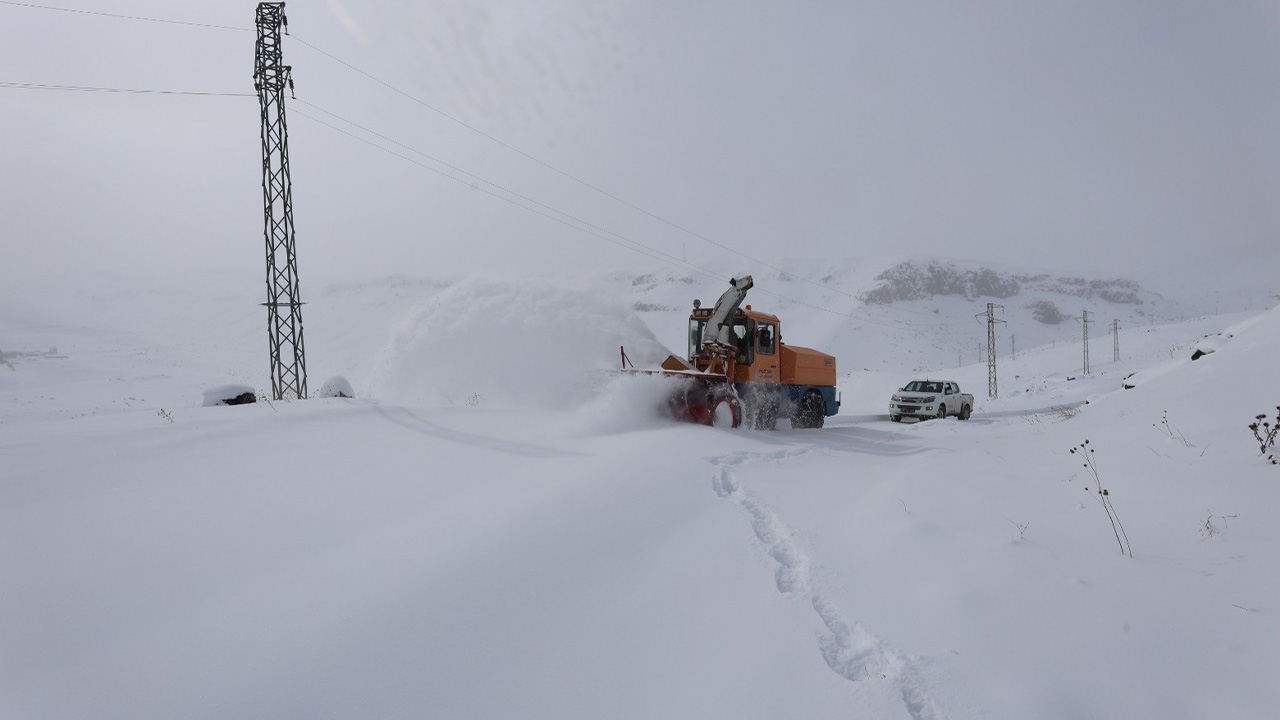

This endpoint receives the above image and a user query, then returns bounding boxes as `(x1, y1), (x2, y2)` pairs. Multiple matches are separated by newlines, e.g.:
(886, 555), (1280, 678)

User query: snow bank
(317, 375), (355, 398)
(366, 275), (671, 409)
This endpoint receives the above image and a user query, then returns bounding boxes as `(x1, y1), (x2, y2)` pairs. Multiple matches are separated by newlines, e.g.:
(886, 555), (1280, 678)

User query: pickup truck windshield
(903, 381), (943, 393)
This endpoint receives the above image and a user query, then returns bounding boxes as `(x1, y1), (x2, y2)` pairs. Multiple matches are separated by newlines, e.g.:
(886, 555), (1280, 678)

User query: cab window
(731, 320), (753, 364)
(756, 322), (776, 355)
(688, 318), (707, 360)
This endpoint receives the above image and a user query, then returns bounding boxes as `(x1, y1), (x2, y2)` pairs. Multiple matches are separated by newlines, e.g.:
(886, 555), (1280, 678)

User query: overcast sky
(1, 0), (1277, 302)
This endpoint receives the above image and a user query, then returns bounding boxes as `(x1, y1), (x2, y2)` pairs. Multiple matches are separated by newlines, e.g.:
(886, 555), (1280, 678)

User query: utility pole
(1011, 334), (1016, 360)
(1082, 310), (1094, 374)
(1113, 319), (1120, 362)
(976, 303), (1006, 399)
(254, 2), (307, 400)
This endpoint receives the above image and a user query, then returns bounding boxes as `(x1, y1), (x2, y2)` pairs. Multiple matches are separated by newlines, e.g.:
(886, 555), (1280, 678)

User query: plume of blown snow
(561, 372), (693, 436)
(366, 275), (671, 409)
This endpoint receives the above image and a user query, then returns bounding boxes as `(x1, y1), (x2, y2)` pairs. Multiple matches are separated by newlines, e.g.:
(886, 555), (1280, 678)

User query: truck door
(752, 321), (779, 385)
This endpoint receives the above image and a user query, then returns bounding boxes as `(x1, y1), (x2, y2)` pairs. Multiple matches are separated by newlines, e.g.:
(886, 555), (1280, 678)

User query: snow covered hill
(615, 257), (1191, 378)
(2, 265), (1277, 719)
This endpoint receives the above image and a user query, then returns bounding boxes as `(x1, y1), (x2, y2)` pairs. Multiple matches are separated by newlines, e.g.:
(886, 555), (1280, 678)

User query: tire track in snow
(711, 455), (943, 720)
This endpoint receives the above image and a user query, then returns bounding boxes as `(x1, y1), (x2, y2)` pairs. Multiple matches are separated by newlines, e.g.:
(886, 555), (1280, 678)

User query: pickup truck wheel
(890, 415), (902, 423)
(959, 404), (971, 420)
(795, 391), (826, 429)
(936, 404), (946, 420)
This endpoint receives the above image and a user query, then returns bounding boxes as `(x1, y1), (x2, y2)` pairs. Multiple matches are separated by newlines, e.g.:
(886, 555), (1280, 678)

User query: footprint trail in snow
(711, 458), (944, 720)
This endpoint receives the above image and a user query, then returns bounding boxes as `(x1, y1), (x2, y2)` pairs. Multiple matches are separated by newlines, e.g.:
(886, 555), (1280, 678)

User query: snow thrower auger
(621, 275), (840, 430)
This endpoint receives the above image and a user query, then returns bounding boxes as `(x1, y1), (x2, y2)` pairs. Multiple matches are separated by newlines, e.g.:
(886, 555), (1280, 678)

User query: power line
(0, 1), (973, 334)
(286, 33), (878, 304)
(0, 0), (248, 31)
(0, 73), (934, 332)
(288, 101), (964, 332)
(289, 107), (720, 280)
(0, 81), (252, 97)
(3, 1), (986, 332)
(7, 0), (875, 304)
(295, 98), (703, 268)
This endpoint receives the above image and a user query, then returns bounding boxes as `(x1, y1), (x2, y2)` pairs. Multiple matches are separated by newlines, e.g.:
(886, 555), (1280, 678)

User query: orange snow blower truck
(622, 275), (840, 429)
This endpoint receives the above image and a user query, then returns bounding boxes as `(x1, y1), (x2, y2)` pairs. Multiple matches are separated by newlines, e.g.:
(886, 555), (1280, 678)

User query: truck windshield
(903, 381), (943, 393)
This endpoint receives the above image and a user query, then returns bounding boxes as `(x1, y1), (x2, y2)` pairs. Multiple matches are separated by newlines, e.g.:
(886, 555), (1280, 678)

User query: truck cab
(688, 305), (839, 428)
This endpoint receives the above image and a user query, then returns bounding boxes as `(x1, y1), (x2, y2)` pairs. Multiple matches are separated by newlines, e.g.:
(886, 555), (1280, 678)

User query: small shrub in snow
(1071, 440), (1132, 557)
(157, 408), (173, 423)
(1052, 406), (1080, 422)
(255, 390), (278, 413)
(1006, 518), (1030, 541)
(1200, 511), (1239, 539)
(1247, 407), (1279, 463)
(467, 393), (483, 406)
(1155, 411), (1192, 448)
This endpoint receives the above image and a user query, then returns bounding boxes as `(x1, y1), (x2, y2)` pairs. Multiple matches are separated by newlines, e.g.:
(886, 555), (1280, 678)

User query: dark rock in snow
(202, 384), (258, 407)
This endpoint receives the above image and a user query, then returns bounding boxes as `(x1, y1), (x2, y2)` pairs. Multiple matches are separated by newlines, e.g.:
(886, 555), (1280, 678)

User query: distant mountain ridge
(614, 256), (1188, 374)
(860, 260), (1150, 306)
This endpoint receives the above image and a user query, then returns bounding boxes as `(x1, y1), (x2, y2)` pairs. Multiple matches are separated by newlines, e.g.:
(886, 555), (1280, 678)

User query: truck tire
(959, 404), (971, 420)
(795, 391), (826, 429)
(754, 401), (778, 431)
(711, 396), (742, 429)
(936, 404), (946, 420)
(890, 415), (902, 423)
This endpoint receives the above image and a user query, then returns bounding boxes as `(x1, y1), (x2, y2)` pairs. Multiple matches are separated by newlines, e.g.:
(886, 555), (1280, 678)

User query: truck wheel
(936, 404), (946, 420)
(754, 401), (778, 431)
(711, 397), (741, 429)
(795, 391), (825, 429)
(959, 404), (971, 420)
(890, 415), (902, 423)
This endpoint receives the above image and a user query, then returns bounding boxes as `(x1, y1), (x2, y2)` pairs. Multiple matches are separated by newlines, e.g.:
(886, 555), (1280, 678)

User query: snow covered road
(3, 277), (1277, 719)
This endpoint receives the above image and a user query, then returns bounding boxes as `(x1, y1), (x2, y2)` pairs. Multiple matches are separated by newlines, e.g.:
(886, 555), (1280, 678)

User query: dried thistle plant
(1154, 410), (1192, 448)
(1071, 440), (1132, 557)
(1247, 406), (1279, 463)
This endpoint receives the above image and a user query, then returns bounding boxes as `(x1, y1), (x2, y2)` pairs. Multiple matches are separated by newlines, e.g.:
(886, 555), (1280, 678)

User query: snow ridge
(711, 462), (942, 720)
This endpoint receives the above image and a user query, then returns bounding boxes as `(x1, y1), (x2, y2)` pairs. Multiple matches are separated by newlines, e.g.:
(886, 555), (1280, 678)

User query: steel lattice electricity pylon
(1113, 319), (1120, 362)
(976, 303), (1005, 399)
(1081, 310), (1094, 375)
(254, 2), (307, 400)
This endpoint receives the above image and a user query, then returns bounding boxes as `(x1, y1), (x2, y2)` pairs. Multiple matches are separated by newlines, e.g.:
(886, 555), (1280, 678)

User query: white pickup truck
(889, 380), (974, 422)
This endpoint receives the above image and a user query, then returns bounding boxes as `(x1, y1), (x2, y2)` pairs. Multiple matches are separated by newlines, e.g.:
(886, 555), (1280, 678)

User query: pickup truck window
(903, 381), (943, 393)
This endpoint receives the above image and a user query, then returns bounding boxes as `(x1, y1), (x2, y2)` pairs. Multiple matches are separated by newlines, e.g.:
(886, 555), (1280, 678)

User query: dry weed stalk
(1071, 440), (1132, 557)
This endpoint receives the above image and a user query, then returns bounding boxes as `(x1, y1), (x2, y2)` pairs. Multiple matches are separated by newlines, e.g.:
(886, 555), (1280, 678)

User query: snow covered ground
(2, 269), (1277, 719)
